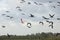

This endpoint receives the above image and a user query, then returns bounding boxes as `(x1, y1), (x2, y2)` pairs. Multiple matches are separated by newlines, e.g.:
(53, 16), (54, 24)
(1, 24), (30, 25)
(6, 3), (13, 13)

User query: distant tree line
(0, 32), (60, 40)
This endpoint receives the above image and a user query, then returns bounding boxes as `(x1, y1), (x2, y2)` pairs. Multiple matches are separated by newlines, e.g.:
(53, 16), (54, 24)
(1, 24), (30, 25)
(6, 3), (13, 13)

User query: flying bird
(46, 20), (50, 22)
(57, 18), (60, 20)
(49, 24), (53, 29)
(18, 8), (22, 11)
(49, 1), (52, 3)
(34, 2), (38, 5)
(39, 3), (43, 5)
(52, 6), (56, 8)
(39, 21), (44, 25)
(48, 21), (53, 24)
(49, 14), (55, 18)
(6, 15), (10, 17)
(27, 23), (32, 28)
(10, 17), (14, 19)
(2, 26), (6, 28)
(42, 16), (49, 20)
(6, 11), (10, 13)
(21, 0), (25, 2)
(21, 18), (24, 24)
(21, 13), (25, 15)
(57, 2), (60, 4)
(7, 34), (10, 38)
(30, 14), (34, 17)
(2, 14), (6, 16)
(20, 0), (25, 3)
(28, 2), (31, 4)
(57, 5), (60, 6)
(16, 6), (20, 9)
(47, 21), (53, 29)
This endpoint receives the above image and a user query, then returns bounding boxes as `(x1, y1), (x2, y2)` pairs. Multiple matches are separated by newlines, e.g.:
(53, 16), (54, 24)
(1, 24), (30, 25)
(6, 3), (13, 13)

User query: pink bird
(21, 18), (24, 24)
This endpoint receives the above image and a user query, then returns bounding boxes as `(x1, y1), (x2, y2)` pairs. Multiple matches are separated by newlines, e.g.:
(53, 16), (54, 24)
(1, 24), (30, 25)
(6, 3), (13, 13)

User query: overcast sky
(0, 0), (60, 35)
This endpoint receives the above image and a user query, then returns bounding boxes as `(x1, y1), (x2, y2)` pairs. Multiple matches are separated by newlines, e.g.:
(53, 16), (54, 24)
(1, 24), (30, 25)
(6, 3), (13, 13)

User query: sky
(0, 0), (60, 35)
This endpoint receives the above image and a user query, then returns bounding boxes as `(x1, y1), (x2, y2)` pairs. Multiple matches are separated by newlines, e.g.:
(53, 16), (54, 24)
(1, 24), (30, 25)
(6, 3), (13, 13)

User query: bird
(57, 18), (60, 20)
(28, 2), (31, 4)
(39, 21), (44, 25)
(42, 16), (49, 20)
(49, 14), (55, 18)
(39, 3), (43, 5)
(47, 21), (53, 26)
(20, 0), (25, 3)
(46, 20), (50, 22)
(21, 13), (25, 15)
(56, 33), (60, 36)
(21, 0), (25, 2)
(2, 26), (6, 28)
(47, 21), (53, 29)
(6, 11), (10, 13)
(2, 14), (6, 16)
(49, 24), (53, 29)
(52, 6), (56, 8)
(49, 1), (52, 3)
(10, 17), (13, 19)
(18, 8), (22, 11)
(57, 5), (60, 6)
(27, 23), (32, 28)
(57, 2), (60, 4)
(21, 18), (24, 24)
(7, 34), (10, 38)
(6, 15), (10, 17)
(30, 14), (34, 17)
(34, 2), (38, 5)
(48, 21), (53, 24)
(16, 6), (20, 9)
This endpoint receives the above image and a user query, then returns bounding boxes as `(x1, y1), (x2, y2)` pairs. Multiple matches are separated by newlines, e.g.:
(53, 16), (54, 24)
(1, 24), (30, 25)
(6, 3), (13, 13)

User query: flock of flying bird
(1, 0), (60, 29)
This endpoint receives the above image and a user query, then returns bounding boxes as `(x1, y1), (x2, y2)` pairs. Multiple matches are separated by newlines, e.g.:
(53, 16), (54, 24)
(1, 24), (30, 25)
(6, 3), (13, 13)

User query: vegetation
(0, 32), (60, 40)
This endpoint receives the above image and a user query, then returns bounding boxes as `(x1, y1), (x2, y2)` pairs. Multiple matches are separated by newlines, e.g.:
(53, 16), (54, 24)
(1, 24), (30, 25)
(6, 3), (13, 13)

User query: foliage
(0, 32), (60, 40)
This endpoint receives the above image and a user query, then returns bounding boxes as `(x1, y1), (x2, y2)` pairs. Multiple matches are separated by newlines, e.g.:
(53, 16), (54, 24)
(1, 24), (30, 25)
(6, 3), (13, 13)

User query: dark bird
(48, 21), (53, 24)
(7, 34), (10, 38)
(47, 21), (53, 26)
(49, 1), (52, 3)
(57, 18), (60, 20)
(2, 26), (6, 28)
(39, 3), (43, 5)
(46, 20), (50, 22)
(21, 13), (25, 15)
(27, 23), (32, 28)
(56, 33), (60, 36)
(10, 17), (13, 19)
(52, 6), (56, 8)
(49, 24), (53, 29)
(47, 21), (53, 29)
(20, 0), (25, 3)
(2, 14), (6, 16)
(57, 5), (60, 6)
(6, 15), (10, 17)
(42, 16), (49, 20)
(16, 6), (20, 9)
(30, 14), (34, 17)
(21, 18), (24, 24)
(6, 11), (10, 13)
(57, 2), (60, 4)
(28, 2), (31, 4)
(39, 21), (44, 25)
(34, 2), (38, 5)
(18, 8), (22, 11)
(21, 0), (25, 2)
(49, 14), (55, 18)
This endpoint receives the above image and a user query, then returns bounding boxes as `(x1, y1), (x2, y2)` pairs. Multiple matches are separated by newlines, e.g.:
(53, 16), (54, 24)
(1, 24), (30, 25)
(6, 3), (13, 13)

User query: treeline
(0, 32), (60, 40)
